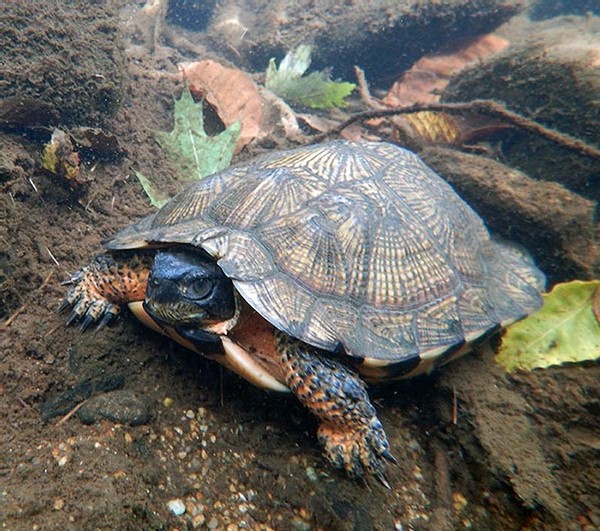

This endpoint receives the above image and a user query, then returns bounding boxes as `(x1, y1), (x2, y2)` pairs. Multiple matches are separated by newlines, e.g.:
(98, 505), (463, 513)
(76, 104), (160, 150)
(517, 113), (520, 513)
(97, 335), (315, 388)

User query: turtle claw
(375, 471), (391, 490)
(63, 296), (121, 330)
(57, 298), (72, 313)
(96, 310), (117, 331)
(81, 314), (97, 331)
(65, 309), (81, 327)
(382, 448), (398, 465)
(60, 259), (124, 329)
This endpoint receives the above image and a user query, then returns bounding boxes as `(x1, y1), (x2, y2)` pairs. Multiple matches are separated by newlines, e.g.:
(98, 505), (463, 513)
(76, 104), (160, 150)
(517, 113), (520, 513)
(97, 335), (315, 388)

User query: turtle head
(143, 249), (236, 332)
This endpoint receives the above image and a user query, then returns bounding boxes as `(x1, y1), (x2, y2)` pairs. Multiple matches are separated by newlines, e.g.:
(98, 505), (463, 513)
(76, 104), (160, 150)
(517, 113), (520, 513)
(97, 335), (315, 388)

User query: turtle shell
(107, 140), (544, 368)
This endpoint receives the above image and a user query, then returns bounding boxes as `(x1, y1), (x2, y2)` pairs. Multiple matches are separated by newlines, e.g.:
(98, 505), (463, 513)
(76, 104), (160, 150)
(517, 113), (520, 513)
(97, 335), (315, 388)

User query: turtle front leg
(276, 333), (396, 482)
(61, 253), (152, 329)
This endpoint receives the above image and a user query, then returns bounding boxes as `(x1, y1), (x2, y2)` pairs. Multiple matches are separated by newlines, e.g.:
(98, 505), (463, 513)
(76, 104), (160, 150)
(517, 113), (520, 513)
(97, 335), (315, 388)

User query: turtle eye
(185, 277), (214, 300)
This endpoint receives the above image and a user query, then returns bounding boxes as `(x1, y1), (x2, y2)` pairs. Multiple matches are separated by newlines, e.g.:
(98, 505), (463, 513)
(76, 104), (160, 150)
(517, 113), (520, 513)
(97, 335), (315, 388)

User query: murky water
(1, 1), (599, 529)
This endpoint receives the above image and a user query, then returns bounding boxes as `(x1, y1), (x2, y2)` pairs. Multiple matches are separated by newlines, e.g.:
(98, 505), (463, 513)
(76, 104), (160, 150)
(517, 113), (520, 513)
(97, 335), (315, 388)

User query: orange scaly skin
(62, 253), (152, 328)
(276, 333), (394, 480)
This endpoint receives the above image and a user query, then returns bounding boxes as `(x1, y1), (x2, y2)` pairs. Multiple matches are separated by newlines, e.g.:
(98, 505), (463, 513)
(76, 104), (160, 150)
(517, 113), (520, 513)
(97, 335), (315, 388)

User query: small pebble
(290, 517), (311, 531)
(208, 517), (219, 529)
(192, 514), (206, 528)
(185, 409), (195, 419)
(189, 457), (202, 471)
(53, 498), (65, 511)
(453, 491), (468, 514)
(413, 465), (424, 481)
(167, 499), (186, 516)
(305, 466), (318, 482)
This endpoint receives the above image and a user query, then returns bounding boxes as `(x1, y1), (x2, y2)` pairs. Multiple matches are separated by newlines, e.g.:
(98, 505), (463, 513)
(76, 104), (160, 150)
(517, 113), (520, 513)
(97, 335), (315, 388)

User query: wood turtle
(62, 140), (545, 482)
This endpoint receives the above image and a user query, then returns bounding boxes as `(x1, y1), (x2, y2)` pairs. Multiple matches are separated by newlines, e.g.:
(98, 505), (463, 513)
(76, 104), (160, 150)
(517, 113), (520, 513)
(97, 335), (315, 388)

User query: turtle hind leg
(276, 332), (395, 481)
(61, 253), (151, 329)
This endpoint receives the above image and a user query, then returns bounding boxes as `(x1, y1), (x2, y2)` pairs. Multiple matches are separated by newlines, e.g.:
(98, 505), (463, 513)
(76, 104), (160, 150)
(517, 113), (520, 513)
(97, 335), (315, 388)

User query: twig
(354, 66), (386, 110)
(84, 189), (100, 213)
(28, 177), (39, 192)
(56, 401), (86, 426)
(152, 0), (168, 53)
(2, 304), (26, 328)
(46, 246), (60, 267)
(17, 396), (33, 410)
(452, 385), (458, 426)
(316, 99), (600, 162)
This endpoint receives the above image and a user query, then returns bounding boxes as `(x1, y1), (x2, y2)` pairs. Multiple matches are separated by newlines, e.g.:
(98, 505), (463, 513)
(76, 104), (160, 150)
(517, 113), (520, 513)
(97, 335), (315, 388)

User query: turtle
(62, 140), (545, 482)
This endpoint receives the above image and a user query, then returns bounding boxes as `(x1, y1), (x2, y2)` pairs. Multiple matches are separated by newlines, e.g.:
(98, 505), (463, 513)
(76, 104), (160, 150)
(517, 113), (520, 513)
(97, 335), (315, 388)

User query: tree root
(317, 99), (600, 162)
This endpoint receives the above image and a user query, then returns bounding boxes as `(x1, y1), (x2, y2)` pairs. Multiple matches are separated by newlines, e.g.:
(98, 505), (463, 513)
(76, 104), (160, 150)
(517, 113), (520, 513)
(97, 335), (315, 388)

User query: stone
(77, 389), (151, 427)
(167, 499), (186, 516)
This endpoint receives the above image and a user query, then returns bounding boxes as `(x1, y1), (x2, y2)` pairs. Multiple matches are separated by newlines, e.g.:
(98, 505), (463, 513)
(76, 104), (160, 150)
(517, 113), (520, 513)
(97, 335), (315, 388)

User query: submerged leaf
(497, 280), (600, 372)
(278, 44), (312, 77)
(155, 86), (240, 181)
(382, 34), (509, 107)
(181, 60), (263, 153)
(42, 129), (83, 191)
(265, 45), (355, 109)
(139, 86), (240, 206)
(135, 171), (169, 208)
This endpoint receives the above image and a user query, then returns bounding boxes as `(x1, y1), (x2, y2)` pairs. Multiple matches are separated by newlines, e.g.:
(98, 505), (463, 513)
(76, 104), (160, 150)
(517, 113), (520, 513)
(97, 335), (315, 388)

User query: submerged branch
(317, 99), (600, 162)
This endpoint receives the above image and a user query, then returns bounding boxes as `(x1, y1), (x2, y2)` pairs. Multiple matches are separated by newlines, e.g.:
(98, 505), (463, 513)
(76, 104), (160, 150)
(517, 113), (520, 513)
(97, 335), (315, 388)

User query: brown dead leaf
(296, 113), (341, 134)
(258, 87), (301, 142)
(382, 34), (509, 107)
(369, 35), (511, 148)
(181, 60), (263, 153)
(393, 111), (513, 149)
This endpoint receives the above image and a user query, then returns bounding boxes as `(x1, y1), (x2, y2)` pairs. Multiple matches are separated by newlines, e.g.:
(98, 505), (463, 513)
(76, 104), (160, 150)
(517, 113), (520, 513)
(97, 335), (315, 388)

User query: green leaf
(496, 280), (600, 372)
(134, 171), (169, 208)
(138, 86), (240, 206)
(155, 86), (240, 181)
(277, 43), (312, 77)
(265, 45), (355, 109)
